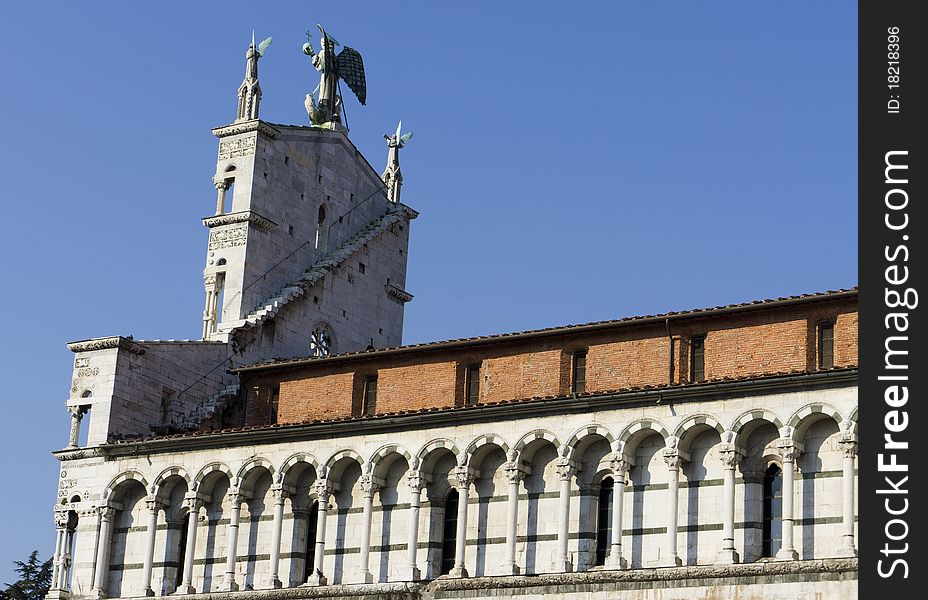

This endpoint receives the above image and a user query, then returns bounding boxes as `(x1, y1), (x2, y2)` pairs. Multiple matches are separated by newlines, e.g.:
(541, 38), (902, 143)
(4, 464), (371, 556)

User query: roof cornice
(202, 210), (277, 232)
(66, 336), (146, 355)
(212, 119), (281, 139)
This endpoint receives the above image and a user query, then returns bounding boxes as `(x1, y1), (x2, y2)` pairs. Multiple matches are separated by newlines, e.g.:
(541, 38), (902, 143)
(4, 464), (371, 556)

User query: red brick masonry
(237, 289), (858, 426)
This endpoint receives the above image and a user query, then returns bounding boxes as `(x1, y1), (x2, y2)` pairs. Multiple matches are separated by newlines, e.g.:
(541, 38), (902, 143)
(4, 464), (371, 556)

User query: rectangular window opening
(268, 384), (280, 425)
(572, 349), (587, 394)
(818, 321), (835, 369)
(363, 375), (378, 417)
(690, 336), (705, 382)
(465, 363), (481, 406)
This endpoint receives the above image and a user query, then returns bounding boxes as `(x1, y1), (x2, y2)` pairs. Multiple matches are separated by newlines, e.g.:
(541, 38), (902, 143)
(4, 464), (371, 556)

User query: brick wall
(250, 296), (858, 426)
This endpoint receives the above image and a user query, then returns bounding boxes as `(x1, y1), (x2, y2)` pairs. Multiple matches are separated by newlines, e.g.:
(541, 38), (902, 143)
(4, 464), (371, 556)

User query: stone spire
(382, 121), (412, 203)
(236, 32), (263, 122)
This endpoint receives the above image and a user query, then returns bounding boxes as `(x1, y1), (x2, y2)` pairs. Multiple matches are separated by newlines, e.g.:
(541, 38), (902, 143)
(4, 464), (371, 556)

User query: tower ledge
(201, 209), (277, 231)
(212, 119), (281, 139)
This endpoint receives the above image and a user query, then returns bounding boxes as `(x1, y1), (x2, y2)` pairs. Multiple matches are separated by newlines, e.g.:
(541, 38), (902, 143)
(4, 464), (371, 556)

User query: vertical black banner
(860, 0), (926, 595)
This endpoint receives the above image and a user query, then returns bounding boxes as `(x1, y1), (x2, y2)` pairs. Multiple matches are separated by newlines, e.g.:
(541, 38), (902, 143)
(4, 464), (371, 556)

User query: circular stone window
(310, 327), (331, 357)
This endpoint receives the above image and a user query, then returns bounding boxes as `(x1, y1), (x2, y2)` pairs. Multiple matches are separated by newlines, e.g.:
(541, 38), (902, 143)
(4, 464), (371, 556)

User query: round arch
(512, 429), (561, 460)
(464, 433), (511, 466)
(729, 409), (784, 437)
(236, 457), (276, 482)
(104, 470), (150, 498)
(416, 438), (461, 465)
(617, 418), (670, 453)
(370, 443), (415, 470)
(564, 423), (616, 459)
(193, 462), (235, 491)
(787, 402), (845, 442)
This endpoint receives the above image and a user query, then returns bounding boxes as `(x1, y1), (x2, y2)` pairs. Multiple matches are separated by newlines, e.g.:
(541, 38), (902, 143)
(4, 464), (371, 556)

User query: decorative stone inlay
(209, 225), (248, 250)
(384, 284), (413, 303)
(217, 136), (257, 160)
(202, 210), (277, 232)
(66, 336), (146, 355)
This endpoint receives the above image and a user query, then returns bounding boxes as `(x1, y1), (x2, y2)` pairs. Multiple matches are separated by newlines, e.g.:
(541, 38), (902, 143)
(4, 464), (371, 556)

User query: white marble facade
(49, 384), (858, 598)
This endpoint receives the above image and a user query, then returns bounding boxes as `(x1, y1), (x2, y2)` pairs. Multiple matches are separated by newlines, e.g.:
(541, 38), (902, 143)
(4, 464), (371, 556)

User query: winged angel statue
(303, 25), (367, 126)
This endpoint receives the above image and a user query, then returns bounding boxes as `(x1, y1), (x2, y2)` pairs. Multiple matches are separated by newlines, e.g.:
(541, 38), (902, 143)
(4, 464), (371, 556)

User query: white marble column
(67, 407), (86, 449)
(140, 499), (161, 596)
(838, 434), (858, 557)
(502, 462), (524, 575)
(174, 497), (201, 594)
(89, 506), (115, 599)
(403, 470), (424, 581)
(448, 466), (473, 578)
(552, 458), (576, 573)
(266, 486), (288, 589)
(356, 475), (379, 584)
(662, 449), (683, 567)
(46, 511), (70, 597)
(219, 491), (244, 591)
(305, 481), (331, 586)
(606, 456), (628, 569)
(202, 275), (219, 339)
(214, 178), (230, 215)
(717, 445), (742, 564)
(775, 440), (800, 560)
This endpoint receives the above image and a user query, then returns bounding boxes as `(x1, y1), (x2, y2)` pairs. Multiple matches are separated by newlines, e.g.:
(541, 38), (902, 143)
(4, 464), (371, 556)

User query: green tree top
(1, 551), (53, 600)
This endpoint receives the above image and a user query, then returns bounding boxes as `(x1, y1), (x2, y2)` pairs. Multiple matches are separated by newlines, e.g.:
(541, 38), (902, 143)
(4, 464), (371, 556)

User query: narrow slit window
(572, 349), (587, 394)
(465, 363), (480, 406)
(690, 336), (705, 382)
(440, 490), (458, 575)
(762, 464), (783, 557)
(268, 384), (280, 424)
(175, 513), (189, 589)
(595, 477), (614, 566)
(304, 500), (319, 581)
(363, 375), (378, 416)
(818, 321), (835, 369)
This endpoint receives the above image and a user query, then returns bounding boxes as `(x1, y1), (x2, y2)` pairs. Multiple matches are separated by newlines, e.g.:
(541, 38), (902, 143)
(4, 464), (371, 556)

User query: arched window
(762, 464), (783, 557)
(304, 500), (319, 582)
(595, 477), (614, 566)
(315, 205), (327, 250)
(440, 490), (458, 575)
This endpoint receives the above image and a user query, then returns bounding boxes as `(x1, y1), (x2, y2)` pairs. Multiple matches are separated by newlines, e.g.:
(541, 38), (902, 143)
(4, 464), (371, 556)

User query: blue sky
(0, 1), (856, 581)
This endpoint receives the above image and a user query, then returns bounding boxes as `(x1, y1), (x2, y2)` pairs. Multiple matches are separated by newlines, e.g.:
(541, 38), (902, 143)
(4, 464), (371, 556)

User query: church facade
(46, 35), (858, 600)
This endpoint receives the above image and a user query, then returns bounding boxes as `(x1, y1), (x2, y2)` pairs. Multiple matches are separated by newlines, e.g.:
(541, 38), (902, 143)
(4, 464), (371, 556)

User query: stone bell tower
(200, 36), (417, 363)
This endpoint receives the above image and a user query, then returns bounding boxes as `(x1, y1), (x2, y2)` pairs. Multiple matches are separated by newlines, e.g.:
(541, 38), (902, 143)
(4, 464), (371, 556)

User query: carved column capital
(609, 455), (629, 479)
(54, 510), (71, 529)
(97, 505), (116, 522)
(503, 462), (526, 484)
(451, 466), (473, 490)
(213, 177), (231, 191)
(271, 485), (289, 503)
(182, 495), (203, 513)
(776, 439), (802, 462)
(718, 445), (742, 469)
(68, 405), (88, 419)
(359, 474), (381, 496)
(662, 449), (683, 471)
(406, 470), (425, 493)
(144, 498), (163, 515)
(313, 480), (333, 503)
(839, 436), (858, 458)
(555, 458), (577, 481)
